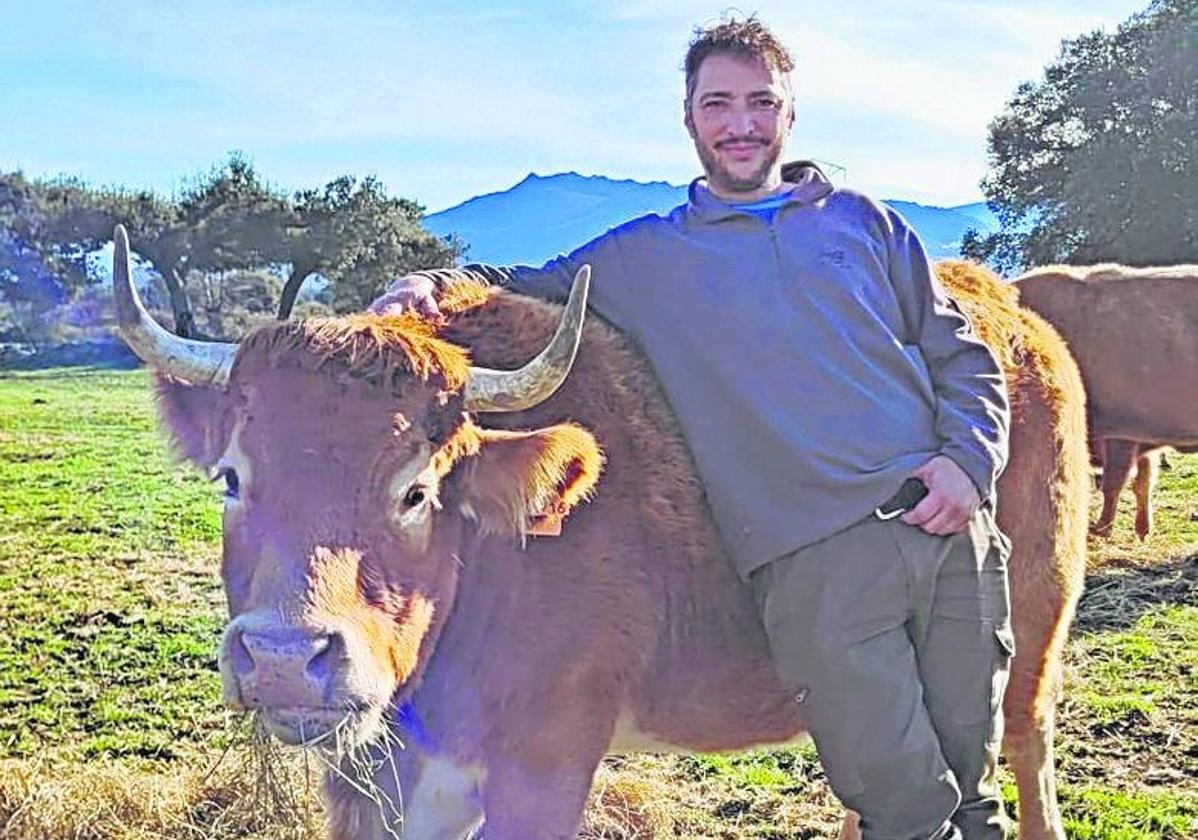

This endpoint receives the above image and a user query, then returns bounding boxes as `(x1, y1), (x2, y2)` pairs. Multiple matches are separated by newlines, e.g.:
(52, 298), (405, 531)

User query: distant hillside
(425, 172), (685, 266)
(884, 201), (999, 260)
(424, 172), (998, 266)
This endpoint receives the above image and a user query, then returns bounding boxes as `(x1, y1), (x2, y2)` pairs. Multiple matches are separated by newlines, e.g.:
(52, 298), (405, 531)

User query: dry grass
(580, 753), (846, 839)
(0, 716), (324, 840)
(0, 756), (321, 840)
(582, 764), (678, 839)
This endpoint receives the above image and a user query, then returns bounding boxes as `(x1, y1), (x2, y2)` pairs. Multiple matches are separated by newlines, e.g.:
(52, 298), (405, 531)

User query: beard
(695, 135), (785, 196)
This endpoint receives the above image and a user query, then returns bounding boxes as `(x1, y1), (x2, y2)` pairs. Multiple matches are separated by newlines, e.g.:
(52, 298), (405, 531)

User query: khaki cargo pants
(751, 509), (1014, 840)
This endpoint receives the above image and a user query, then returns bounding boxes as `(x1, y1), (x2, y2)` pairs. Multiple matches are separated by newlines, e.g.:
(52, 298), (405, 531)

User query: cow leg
(1001, 598), (1079, 840)
(1132, 449), (1160, 540)
(1001, 547), (1080, 840)
(477, 708), (612, 840)
(478, 754), (603, 839)
(837, 810), (862, 840)
(1092, 439), (1138, 537)
(1003, 711), (1065, 840)
(478, 769), (597, 839)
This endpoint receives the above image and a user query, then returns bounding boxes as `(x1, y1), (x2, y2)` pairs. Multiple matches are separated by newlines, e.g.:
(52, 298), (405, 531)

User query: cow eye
(214, 467), (240, 500)
(402, 486), (427, 509)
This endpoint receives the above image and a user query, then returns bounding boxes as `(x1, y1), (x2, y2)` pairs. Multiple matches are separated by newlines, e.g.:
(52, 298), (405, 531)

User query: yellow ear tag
(527, 502), (568, 537)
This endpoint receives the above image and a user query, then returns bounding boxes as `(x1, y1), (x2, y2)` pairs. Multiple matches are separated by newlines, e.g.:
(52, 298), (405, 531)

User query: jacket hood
(688, 160), (834, 222)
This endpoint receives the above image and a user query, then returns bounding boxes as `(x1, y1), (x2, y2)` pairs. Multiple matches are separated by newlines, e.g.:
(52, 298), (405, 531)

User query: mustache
(715, 137), (767, 148)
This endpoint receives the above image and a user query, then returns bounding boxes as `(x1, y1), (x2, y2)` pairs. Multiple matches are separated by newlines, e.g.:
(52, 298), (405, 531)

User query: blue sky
(1, 0), (1148, 211)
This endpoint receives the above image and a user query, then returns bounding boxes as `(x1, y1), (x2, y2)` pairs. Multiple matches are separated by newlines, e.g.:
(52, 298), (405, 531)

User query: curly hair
(684, 15), (794, 103)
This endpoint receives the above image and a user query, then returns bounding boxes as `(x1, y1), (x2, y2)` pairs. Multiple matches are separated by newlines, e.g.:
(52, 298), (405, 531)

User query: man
(372, 17), (1011, 840)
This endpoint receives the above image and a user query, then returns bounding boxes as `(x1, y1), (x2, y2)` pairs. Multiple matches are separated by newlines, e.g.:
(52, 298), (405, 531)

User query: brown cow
(1015, 264), (1198, 539)
(114, 230), (1087, 840)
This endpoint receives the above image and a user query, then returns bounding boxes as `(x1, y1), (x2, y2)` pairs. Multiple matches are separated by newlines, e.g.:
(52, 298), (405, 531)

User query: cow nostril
(231, 626), (345, 700)
(305, 632), (345, 685)
(229, 628), (255, 678)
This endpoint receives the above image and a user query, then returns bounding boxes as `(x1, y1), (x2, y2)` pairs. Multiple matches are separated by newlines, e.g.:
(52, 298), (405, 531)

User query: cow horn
(463, 265), (590, 412)
(111, 225), (237, 387)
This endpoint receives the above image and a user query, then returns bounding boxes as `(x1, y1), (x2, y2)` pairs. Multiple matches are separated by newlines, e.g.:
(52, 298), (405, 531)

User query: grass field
(1, 367), (1195, 839)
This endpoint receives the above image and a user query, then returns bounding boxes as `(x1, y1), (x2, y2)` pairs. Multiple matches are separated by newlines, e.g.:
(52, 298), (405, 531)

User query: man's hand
(900, 455), (980, 535)
(368, 274), (441, 318)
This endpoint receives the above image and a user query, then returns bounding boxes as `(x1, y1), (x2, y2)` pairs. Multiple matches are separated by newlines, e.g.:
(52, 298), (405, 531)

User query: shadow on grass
(1074, 553), (1198, 636)
(0, 341), (140, 373)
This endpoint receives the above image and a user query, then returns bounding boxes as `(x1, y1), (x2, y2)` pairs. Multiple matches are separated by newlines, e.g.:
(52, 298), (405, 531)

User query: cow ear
(461, 424), (603, 537)
(154, 375), (230, 467)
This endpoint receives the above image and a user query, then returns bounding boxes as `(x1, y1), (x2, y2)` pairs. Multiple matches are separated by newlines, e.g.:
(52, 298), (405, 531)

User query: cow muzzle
(220, 619), (380, 747)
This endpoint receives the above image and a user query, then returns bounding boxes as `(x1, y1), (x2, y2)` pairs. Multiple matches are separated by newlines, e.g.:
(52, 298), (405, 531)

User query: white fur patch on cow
(399, 756), (485, 840)
(608, 708), (811, 755)
(608, 709), (688, 754)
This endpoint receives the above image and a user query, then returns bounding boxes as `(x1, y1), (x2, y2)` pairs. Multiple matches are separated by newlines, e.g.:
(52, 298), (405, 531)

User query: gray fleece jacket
(416, 162), (1009, 579)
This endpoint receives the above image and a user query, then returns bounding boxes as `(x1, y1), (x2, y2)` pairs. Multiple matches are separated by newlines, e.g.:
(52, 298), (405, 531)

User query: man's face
(685, 53), (794, 200)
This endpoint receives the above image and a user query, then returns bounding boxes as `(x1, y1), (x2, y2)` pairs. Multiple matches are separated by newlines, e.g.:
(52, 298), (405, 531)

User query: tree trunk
(277, 262), (315, 320)
(205, 306), (225, 340)
(160, 266), (197, 338)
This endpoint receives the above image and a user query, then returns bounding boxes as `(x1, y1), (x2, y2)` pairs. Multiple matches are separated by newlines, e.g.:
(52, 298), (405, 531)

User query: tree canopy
(965, 0), (1197, 272)
(278, 175), (459, 319)
(0, 154), (459, 340)
(1, 172), (104, 296)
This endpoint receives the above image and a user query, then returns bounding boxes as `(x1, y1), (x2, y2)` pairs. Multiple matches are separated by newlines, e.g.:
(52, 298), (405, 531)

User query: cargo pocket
(983, 511), (1015, 729)
(931, 617), (1009, 727)
(925, 516), (1015, 728)
(979, 509), (1013, 629)
(987, 621), (1016, 748)
(991, 518), (1013, 562)
(991, 623), (1015, 702)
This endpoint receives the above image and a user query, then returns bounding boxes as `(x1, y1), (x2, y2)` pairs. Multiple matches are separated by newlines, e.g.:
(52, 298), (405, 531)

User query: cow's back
(1014, 264), (1198, 443)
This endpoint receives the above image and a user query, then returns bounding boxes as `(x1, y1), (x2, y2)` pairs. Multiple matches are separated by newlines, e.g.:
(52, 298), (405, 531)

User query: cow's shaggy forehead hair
(235, 312), (472, 394)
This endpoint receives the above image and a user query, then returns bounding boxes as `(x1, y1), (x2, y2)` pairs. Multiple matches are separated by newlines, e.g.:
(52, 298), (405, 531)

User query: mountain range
(424, 172), (998, 267)
(6, 172), (996, 296)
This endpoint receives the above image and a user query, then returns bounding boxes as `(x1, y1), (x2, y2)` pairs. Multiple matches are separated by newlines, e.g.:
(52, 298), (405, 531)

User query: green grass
(0, 369), (226, 760)
(1062, 787), (1198, 840)
(1075, 606), (1196, 724)
(688, 744), (821, 788)
(1, 367), (1196, 838)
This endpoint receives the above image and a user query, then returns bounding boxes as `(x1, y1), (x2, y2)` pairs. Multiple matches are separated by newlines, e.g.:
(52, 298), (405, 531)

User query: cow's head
(111, 227), (601, 748)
